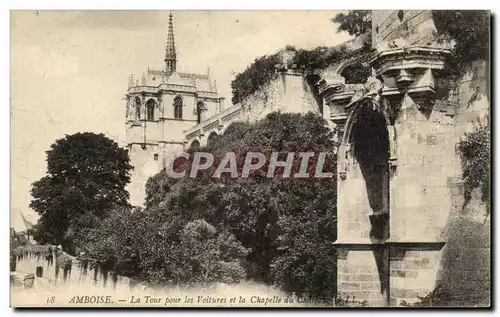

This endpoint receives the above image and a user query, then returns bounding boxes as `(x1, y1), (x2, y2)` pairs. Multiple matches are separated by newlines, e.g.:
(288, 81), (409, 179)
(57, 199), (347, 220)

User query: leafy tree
(432, 10), (490, 71)
(332, 11), (371, 37)
(145, 112), (338, 300)
(178, 220), (248, 284)
(79, 207), (142, 277)
(30, 132), (133, 253)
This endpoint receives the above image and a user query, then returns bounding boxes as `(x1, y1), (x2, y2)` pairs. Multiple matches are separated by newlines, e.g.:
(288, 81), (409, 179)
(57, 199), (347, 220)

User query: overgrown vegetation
(230, 11), (379, 105)
(64, 112), (338, 302)
(29, 132), (133, 254)
(432, 10), (490, 72)
(231, 53), (282, 105)
(231, 46), (352, 104)
(330, 10), (490, 73)
(456, 120), (490, 212)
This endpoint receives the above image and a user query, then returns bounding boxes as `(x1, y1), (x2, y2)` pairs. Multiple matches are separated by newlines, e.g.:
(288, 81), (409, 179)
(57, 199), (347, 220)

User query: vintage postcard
(10, 10), (491, 308)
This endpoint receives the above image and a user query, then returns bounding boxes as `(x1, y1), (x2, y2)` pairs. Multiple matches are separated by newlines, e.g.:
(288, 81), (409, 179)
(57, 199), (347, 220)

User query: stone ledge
(333, 239), (446, 249)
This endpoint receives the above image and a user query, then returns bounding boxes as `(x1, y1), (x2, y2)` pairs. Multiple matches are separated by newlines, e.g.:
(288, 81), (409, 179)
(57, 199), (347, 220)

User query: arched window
(174, 96), (183, 119)
(135, 97), (141, 120)
(341, 62), (371, 84)
(196, 102), (206, 124)
(207, 132), (219, 148)
(190, 140), (200, 150)
(146, 99), (156, 121)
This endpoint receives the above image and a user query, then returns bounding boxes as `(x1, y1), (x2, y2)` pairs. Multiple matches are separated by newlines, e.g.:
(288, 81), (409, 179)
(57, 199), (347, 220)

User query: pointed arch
(207, 131), (219, 148)
(340, 62), (371, 84)
(146, 99), (156, 121)
(341, 97), (392, 147)
(196, 101), (207, 124)
(174, 96), (183, 119)
(189, 140), (200, 150)
(134, 97), (142, 120)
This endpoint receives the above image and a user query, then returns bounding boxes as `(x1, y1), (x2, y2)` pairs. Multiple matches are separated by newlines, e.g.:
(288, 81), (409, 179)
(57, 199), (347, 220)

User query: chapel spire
(165, 11), (177, 75)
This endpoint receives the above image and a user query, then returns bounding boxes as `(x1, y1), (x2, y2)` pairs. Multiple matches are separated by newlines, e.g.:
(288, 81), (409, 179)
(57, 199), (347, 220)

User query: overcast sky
(10, 10), (351, 230)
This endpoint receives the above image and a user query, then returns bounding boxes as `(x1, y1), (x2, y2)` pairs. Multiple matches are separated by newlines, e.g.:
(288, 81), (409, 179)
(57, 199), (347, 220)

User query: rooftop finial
(165, 11), (177, 75)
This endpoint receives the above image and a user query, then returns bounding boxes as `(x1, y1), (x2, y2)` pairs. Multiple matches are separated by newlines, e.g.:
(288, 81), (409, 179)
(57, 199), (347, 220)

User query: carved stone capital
(370, 46), (452, 78)
(370, 46), (452, 111)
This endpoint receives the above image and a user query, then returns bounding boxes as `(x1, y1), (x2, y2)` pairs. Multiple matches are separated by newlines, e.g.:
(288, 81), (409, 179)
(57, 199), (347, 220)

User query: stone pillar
(368, 18), (455, 305)
(333, 10), (460, 307)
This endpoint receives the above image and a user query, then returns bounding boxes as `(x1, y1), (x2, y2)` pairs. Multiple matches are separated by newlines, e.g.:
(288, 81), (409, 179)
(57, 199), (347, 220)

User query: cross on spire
(165, 11), (177, 74)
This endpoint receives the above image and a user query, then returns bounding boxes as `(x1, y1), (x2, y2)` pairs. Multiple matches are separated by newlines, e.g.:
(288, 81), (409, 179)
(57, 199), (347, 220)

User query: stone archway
(342, 97), (391, 242)
(207, 132), (219, 148)
(336, 96), (392, 301)
(190, 140), (200, 150)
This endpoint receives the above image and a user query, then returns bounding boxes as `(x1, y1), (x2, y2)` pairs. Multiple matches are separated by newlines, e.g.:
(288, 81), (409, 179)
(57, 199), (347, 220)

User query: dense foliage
(456, 120), (490, 212)
(230, 46), (349, 105)
(30, 132), (133, 253)
(83, 112), (338, 301)
(147, 112), (338, 300)
(332, 10), (371, 36)
(231, 53), (282, 105)
(433, 10), (490, 71)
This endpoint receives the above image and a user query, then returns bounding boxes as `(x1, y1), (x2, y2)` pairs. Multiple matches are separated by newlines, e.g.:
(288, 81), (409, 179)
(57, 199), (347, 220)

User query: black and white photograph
(9, 9), (491, 308)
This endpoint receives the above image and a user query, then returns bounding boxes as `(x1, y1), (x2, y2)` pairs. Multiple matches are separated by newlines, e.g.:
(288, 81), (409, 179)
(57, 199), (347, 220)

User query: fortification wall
(242, 71), (321, 122)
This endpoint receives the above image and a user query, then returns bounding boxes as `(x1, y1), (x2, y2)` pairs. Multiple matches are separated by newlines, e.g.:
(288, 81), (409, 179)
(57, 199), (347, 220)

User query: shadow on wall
(435, 189), (490, 307)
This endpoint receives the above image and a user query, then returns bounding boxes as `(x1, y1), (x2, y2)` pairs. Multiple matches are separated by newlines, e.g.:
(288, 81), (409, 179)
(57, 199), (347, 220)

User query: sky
(10, 10), (352, 230)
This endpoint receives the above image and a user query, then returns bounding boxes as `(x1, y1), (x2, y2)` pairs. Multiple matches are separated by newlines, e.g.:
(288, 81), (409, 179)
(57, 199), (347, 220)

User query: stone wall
(11, 246), (137, 294)
(433, 59), (491, 306)
(372, 10), (437, 49)
(333, 9), (491, 307)
(184, 69), (323, 148)
(242, 70), (321, 122)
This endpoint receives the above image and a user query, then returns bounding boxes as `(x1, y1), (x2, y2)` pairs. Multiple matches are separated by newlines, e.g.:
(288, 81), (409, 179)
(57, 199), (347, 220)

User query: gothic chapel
(125, 12), (224, 205)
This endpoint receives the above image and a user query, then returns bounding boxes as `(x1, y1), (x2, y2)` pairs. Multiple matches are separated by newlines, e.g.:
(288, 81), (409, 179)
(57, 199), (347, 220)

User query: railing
(184, 104), (244, 141)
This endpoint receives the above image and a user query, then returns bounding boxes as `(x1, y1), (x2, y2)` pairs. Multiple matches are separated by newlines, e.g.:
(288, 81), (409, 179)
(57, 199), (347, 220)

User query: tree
(178, 220), (248, 284)
(432, 10), (490, 71)
(30, 132), (133, 253)
(332, 11), (371, 37)
(145, 112), (338, 301)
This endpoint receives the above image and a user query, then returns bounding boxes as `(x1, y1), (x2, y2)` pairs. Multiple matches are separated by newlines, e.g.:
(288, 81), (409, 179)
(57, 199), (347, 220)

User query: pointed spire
(165, 11), (177, 75)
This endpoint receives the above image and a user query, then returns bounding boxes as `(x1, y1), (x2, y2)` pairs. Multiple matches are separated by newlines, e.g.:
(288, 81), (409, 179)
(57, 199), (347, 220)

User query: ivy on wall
(231, 53), (282, 105)
(432, 10), (490, 72)
(230, 45), (353, 105)
(456, 120), (490, 213)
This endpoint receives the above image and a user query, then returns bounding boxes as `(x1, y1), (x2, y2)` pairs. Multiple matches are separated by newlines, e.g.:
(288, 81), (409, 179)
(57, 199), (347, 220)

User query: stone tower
(125, 12), (224, 206)
(333, 10), (490, 306)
